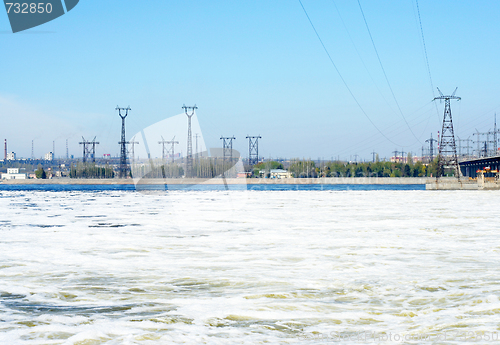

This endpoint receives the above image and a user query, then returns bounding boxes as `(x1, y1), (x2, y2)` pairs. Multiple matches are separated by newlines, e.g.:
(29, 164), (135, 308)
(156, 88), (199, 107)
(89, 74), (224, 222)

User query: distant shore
(0, 177), (428, 185)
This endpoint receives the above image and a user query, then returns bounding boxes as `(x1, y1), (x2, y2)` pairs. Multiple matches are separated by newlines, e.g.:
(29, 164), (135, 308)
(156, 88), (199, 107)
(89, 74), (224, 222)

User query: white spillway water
(1, 189), (500, 344)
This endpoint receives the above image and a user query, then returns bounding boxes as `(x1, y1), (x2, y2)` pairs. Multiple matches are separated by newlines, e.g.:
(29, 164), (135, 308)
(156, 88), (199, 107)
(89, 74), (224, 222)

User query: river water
(1, 188), (499, 344)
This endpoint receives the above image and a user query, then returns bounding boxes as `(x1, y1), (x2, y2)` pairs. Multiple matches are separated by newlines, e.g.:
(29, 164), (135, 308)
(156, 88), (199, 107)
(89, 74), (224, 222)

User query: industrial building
(6, 152), (16, 161)
(1, 168), (26, 180)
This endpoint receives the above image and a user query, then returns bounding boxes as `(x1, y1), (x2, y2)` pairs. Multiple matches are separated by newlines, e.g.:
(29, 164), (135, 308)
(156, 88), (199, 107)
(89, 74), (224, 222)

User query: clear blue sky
(1, 0), (499, 161)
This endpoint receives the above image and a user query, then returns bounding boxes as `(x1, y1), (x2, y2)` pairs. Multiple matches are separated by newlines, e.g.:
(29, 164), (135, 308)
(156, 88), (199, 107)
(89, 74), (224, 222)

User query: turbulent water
(1, 188), (499, 344)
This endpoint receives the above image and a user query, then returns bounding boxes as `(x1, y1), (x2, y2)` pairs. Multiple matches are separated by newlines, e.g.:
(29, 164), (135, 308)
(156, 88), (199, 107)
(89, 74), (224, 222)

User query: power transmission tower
(31, 140), (34, 160)
(433, 88), (460, 178)
(464, 137), (472, 159)
(485, 114), (499, 157)
(400, 150), (407, 163)
(426, 133), (437, 162)
(66, 139), (69, 159)
(473, 130), (482, 158)
(129, 139), (139, 161)
(495, 113), (499, 155)
(159, 136), (168, 161)
(79, 136), (99, 163)
(392, 150), (399, 162)
(246, 135), (261, 166)
(457, 136), (472, 160)
(183, 104), (197, 177)
(221, 136), (236, 161)
(116, 106), (131, 178)
(166, 137), (179, 163)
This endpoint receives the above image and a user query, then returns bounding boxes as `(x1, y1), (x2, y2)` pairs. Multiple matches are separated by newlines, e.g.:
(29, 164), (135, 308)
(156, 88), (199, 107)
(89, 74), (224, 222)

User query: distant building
(270, 169), (292, 179)
(390, 156), (424, 163)
(2, 168), (26, 180)
(237, 172), (252, 178)
(45, 152), (54, 161)
(6, 152), (16, 161)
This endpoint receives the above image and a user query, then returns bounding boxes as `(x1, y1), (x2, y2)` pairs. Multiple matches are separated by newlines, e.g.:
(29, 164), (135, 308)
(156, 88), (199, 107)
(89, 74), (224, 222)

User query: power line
(298, 0), (402, 146)
(357, 0), (422, 145)
(330, 0), (397, 117)
(414, 0), (440, 123)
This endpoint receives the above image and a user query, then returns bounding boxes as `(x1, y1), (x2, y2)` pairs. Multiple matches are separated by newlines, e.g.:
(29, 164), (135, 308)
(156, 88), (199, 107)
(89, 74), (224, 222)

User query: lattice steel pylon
(433, 88), (460, 179)
(183, 104), (197, 177)
(425, 133), (437, 162)
(79, 136), (99, 163)
(116, 106), (131, 178)
(159, 136), (179, 163)
(159, 136), (169, 161)
(246, 136), (261, 166)
(221, 136), (236, 161)
(168, 137), (180, 163)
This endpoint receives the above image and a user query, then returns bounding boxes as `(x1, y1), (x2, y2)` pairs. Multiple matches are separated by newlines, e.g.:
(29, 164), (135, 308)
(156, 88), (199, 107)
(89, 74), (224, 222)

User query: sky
(1, 0), (500, 161)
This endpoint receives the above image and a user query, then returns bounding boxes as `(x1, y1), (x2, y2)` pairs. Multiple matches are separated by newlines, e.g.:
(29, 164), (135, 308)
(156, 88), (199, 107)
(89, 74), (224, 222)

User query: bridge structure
(459, 156), (500, 178)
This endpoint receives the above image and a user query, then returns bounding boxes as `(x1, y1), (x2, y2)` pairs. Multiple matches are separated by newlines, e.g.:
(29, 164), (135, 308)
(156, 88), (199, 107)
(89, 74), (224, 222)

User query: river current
(0, 188), (499, 344)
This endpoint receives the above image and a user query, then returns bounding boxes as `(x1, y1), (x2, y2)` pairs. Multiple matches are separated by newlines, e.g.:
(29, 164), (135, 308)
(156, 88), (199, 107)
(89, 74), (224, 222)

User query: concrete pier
(0, 177), (427, 185)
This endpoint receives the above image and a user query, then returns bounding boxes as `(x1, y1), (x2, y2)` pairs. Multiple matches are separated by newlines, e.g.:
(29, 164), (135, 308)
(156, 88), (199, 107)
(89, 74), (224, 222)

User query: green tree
(35, 166), (46, 179)
(403, 164), (411, 177)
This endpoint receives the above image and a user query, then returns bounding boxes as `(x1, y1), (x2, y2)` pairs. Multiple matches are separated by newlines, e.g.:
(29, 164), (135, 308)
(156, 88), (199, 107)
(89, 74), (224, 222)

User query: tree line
(258, 158), (440, 178)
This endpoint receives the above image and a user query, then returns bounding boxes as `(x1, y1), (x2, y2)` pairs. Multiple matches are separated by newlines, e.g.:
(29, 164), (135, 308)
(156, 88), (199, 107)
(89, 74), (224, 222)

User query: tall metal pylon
(425, 133), (437, 162)
(129, 139), (139, 161)
(116, 106), (131, 178)
(159, 136), (169, 161)
(167, 137), (180, 163)
(79, 136), (99, 163)
(159, 136), (179, 162)
(457, 136), (472, 160)
(183, 104), (197, 177)
(473, 130), (482, 158)
(246, 135), (261, 166)
(221, 136), (236, 161)
(400, 150), (407, 163)
(495, 113), (499, 155)
(433, 88), (460, 178)
(392, 150), (399, 162)
(486, 113), (499, 157)
(31, 140), (34, 160)
(66, 139), (69, 159)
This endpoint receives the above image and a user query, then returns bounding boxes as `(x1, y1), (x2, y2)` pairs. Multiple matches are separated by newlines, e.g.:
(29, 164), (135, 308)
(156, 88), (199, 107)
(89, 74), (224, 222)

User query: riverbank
(425, 177), (500, 190)
(0, 177), (428, 185)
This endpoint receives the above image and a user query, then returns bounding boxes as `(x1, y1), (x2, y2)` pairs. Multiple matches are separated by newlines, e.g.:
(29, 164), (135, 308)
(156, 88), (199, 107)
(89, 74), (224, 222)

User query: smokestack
(4, 139), (6, 160)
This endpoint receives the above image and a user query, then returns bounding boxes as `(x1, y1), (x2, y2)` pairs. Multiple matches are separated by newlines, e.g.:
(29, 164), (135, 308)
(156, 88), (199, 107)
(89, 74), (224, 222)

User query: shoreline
(0, 177), (428, 185)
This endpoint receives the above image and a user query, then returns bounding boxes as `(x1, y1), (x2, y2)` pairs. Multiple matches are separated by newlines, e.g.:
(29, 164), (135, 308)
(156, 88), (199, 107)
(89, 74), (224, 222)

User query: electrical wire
(414, 0), (441, 123)
(298, 0), (402, 147)
(331, 0), (397, 117)
(332, 102), (435, 157)
(357, 0), (422, 145)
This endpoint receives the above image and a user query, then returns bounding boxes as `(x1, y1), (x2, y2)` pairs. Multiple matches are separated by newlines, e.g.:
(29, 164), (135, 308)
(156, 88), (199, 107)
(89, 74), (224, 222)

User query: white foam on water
(1, 189), (500, 344)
